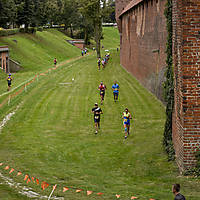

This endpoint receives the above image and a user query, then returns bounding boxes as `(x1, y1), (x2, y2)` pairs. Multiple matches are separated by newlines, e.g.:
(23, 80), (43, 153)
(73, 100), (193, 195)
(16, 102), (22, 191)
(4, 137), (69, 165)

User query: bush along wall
(163, 0), (175, 161)
(0, 28), (19, 36)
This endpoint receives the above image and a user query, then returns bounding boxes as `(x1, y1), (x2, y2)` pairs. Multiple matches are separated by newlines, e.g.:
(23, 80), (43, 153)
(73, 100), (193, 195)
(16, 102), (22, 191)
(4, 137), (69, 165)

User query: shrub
(19, 27), (36, 34)
(37, 27), (43, 32)
(0, 28), (19, 36)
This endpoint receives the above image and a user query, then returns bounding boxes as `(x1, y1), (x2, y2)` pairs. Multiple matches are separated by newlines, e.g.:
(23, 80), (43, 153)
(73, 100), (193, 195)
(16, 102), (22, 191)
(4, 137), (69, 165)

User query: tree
(0, 0), (16, 28)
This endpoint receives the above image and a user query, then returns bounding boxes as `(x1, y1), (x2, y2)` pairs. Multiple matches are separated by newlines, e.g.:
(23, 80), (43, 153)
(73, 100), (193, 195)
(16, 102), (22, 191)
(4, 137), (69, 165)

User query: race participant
(97, 58), (101, 70)
(54, 58), (57, 66)
(92, 103), (103, 134)
(7, 73), (13, 91)
(98, 81), (107, 105)
(101, 59), (105, 69)
(112, 81), (120, 102)
(122, 108), (132, 139)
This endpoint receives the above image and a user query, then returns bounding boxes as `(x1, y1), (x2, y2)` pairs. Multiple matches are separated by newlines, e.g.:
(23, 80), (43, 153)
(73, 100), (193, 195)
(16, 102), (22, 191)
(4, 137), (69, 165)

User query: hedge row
(0, 28), (19, 36)
(0, 27), (43, 37)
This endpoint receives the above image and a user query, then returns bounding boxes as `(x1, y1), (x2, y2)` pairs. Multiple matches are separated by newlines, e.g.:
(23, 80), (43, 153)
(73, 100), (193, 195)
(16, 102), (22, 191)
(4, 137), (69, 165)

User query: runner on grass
(97, 58), (101, 70)
(122, 108), (132, 139)
(92, 103), (103, 134)
(98, 81), (107, 105)
(54, 58), (57, 66)
(112, 81), (120, 102)
(7, 73), (13, 91)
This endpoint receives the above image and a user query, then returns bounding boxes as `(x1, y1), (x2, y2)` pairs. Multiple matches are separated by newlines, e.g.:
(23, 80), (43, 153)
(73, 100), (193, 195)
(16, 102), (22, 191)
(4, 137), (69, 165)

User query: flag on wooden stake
(0, 163), (3, 166)
(27, 178), (31, 184)
(131, 196), (138, 199)
(76, 189), (83, 193)
(17, 171), (22, 176)
(9, 168), (15, 174)
(87, 191), (93, 196)
(97, 192), (104, 196)
(31, 177), (35, 183)
(24, 175), (29, 181)
(4, 166), (9, 170)
(41, 181), (49, 190)
(36, 179), (39, 185)
(63, 187), (69, 192)
(116, 194), (120, 198)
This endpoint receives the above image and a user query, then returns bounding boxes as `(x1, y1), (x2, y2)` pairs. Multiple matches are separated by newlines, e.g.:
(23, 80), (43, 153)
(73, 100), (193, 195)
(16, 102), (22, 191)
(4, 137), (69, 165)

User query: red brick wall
(172, 0), (200, 171)
(117, 0), (167, 100)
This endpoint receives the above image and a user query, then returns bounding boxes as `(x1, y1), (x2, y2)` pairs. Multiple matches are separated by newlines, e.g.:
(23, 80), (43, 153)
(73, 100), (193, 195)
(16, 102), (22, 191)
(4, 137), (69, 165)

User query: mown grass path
(0, 51), (199, 200)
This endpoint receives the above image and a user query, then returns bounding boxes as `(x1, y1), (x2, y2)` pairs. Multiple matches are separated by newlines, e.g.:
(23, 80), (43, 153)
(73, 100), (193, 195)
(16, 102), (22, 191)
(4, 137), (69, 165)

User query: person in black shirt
(172, 184), (186, 200)
(91, 103), (103, 134)
(7, 73), (13, 91)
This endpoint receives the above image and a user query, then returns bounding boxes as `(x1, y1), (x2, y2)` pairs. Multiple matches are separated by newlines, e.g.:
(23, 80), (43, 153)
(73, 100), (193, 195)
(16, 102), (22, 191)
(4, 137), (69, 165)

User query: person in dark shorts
(98, 81), (107, 105)
(54, 58), (57, 66)
(92, 103), (103, 134)
(122, 108), (132, 139)
(97, 58), (101, 70)
(7, 73), (13, 91)
(172, 184), (186, 200)
(112, 81), (120, 102)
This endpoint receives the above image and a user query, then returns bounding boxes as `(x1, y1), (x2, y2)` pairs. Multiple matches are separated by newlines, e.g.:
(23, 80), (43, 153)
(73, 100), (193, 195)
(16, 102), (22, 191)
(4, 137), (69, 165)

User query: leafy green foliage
(163, 0), (175, 160)
(0, 29), (19, 36)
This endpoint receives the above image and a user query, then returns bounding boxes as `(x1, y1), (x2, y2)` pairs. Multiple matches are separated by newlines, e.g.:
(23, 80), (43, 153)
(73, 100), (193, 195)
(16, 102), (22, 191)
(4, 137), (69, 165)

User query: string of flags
(0, 162), (156, 199)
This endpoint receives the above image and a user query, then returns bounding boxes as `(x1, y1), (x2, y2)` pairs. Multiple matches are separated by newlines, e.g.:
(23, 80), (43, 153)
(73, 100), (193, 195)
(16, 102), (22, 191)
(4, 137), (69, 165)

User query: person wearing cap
(112, 81), (120, 102)
(172, 184), (186, 200)
(7, 73), (13, 91)
(122, 108), (132, 139)
(91, 103), (103, 134)
(98, 81), (107, 105)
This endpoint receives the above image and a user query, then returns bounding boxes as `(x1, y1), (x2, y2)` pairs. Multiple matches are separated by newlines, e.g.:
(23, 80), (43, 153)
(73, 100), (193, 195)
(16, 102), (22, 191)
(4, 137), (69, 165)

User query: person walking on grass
(54, 58), (57, 66)
(98, 81), (107, 105)
(97, 58), (101, 70)
(122, 108), (132, 139)
(92, 103), (103, 134)
(81, 50), (84, 56)
(172, 184), (186, 200)
(7, 73), (13, 91)
(112, 81), (120, 102)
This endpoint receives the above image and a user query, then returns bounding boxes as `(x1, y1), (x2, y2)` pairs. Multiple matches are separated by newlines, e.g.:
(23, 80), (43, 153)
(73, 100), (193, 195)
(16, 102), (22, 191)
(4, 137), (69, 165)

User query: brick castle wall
(172, 0), (200, 171)
(116, 0), (167, 100)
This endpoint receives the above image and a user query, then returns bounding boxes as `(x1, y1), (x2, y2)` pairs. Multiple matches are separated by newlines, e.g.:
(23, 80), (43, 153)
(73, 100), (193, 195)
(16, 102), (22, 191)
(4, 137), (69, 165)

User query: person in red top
(54, 58), (57, 66)
(98, 81), (107, 105)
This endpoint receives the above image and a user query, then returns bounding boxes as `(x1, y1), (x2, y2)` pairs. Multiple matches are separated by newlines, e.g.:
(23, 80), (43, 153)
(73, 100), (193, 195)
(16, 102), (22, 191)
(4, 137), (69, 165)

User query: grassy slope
(0, 28), (199, 200)
(0, 29), (81, 94)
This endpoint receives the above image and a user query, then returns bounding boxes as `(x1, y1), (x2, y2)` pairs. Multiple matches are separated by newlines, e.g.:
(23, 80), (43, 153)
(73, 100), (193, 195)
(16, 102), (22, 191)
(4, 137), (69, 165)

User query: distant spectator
(81, 50), (84, 56)
(54, 58), (57, 66)
(117, 47), (119, 51)
(102, 45), (104, 49)
(85, 49), (87, 54)
(172, 184), (186, 200)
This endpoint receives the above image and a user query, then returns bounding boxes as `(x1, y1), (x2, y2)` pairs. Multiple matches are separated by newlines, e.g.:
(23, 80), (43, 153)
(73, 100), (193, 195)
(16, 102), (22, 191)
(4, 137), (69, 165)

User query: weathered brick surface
(173, 0), (200, 172)
(116, 0), (200, 172)
(116, 0), (167, 100)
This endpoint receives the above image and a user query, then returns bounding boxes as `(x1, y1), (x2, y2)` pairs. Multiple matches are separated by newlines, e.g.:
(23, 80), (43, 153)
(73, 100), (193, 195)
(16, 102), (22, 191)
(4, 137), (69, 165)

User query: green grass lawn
(0, 51), (199, 200)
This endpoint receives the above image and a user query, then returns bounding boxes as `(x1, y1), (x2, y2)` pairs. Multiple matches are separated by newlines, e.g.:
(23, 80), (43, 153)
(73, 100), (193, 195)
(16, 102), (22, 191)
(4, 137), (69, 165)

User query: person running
(101, 59), (105, 69)
(98, 81), (107, 105)
(92, 103), (103, 134)
(97, 58), (101, 70)
(172, 184), (186, 200)
(7, 73), (13, 91)
(54, 58), (57, 66)
(122, 108), (132, 139)
(112, 81), (120, 102)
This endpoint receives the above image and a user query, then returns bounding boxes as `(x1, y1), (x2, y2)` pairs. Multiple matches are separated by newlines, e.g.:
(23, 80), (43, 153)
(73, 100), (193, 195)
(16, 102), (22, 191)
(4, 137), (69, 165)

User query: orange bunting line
(41, 181), (49, 190)
(31, 177), (35, 183)
(63, 187), (69, 192)
(0, 163), (3, 166)
(27, 178), (31, 184)
(76, 189), (83, 193)
(24, 175), (29, 181)
(116, 194), (120, 199)
(36, 179), (39, 185)
(131, 196), (138, 199)
(97, 192), (104, 196)
(17, 172), (22, 176)
(4, 166), (9, 170)
(9, 168), (15, 174)
(87, 191), (93, 196)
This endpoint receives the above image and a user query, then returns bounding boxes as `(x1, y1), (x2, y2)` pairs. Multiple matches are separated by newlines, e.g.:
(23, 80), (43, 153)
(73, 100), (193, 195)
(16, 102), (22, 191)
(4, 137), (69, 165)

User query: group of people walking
(92, 80), (132, 139)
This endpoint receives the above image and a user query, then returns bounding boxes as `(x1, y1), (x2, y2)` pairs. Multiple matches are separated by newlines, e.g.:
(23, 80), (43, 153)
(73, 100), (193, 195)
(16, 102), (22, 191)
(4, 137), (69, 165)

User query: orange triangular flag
(63, 187), (69, 192)
(9, 168), (15, 174)
(116, 194), (120, 198)
(31, 177), (35, 183)
(36, 178), (39, 185)
(87, 191), (93, 196)
(53, 184), (57, 190)
(131, 196), (138, 199)
(17, 171), (22, 176)
(41, 181), (49, 190)
(149, 199), (155, 200)
(97, 192), (104, 196)
(0, 163), (3, 166)
(4, 166), (9, 170)
(27, 178), (31, 184)
(24, 175), (29, 181)
(76, 189), (83, 193)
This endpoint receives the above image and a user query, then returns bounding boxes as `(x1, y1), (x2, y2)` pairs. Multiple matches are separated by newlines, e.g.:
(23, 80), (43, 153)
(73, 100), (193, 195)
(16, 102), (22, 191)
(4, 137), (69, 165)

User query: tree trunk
(94, 21), (101, 58)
